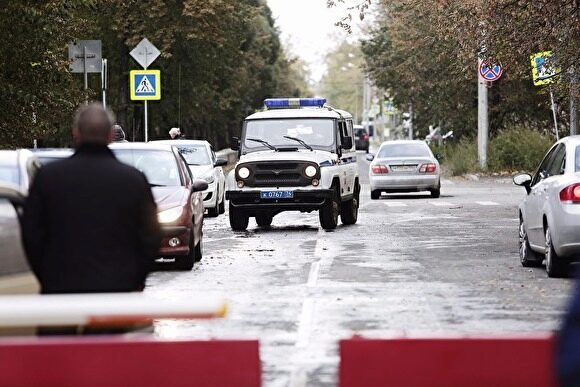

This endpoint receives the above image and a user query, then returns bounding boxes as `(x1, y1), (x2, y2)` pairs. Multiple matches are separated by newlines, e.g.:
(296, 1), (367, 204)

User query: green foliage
(0, 0), (309, 148)
(489, 127), (553, 172)
(432, 139), (479, 177)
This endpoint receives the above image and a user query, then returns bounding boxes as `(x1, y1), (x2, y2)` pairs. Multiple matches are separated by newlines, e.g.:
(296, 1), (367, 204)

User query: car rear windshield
(175, 145), (211, 165)
(113, 149), (182, 187)
(378, 143), (431, 158)
(0, 166), (20, 186)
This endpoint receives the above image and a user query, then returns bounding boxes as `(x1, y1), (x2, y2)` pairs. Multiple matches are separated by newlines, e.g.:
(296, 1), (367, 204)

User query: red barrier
(340, 336), (556, 387)
(0, 337), (260, 387)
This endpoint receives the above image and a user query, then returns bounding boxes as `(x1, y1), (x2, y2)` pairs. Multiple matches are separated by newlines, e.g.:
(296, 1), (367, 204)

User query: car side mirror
(366, 154), (375, 162)
(513, 173), (532, 194)
(342, 136), (353, 150)
(191, 179), (209, 193)
(214, 158), (228, 167)
(230, 136), (240, 151)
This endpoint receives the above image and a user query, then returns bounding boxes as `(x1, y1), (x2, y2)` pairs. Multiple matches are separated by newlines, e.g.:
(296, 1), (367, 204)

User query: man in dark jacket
(557, 279), (580, 387)
(22, 103), (161, 294)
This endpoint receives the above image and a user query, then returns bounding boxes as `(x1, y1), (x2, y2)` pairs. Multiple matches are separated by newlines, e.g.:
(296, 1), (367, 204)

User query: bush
(489, 127), (553, 172)
(432, 138), (479, 176)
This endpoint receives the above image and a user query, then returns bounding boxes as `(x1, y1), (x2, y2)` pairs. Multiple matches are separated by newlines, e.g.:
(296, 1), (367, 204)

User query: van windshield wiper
(283, 136), (313, 151)
(247, 138), (278, 151)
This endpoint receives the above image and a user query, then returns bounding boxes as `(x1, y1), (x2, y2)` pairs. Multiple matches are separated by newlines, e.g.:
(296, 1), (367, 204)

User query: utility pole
(408, 102), (413, 140)
(571, 67), (578, 136)
(477, 57), (489, 169)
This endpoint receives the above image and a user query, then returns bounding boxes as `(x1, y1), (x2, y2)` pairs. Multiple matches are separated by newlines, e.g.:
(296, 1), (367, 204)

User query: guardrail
(340, 335), (556, 387)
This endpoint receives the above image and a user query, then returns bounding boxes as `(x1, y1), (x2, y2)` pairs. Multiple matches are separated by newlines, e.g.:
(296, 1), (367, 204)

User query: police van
(226, 98), (360, 231)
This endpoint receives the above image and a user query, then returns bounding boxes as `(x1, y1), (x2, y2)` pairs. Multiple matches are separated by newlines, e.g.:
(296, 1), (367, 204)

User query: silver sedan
(367, 140), (441, 199)
(514, 136), (580, 277)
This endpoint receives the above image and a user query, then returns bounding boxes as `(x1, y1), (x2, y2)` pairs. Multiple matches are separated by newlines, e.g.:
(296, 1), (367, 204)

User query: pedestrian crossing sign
(130, 70), (161, 100)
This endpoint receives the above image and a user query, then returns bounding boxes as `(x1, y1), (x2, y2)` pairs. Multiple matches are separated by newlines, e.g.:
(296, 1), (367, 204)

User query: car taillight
(560, 184), (580, 203)
(371, 165), (389, 174)
(419, 163), (437, 173)
(363, 134), (369, 141)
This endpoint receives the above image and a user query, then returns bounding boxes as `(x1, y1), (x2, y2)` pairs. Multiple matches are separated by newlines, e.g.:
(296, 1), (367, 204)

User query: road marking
(476, 201), (499, 206)
(384, 202), (408, 207)
(307, 261), (321, 287)
(296, 298), (314, 348)
(429, 201), (453, 206)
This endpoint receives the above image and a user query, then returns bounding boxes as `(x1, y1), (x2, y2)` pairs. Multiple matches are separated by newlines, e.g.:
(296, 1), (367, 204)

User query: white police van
(226, 98), (360, 231)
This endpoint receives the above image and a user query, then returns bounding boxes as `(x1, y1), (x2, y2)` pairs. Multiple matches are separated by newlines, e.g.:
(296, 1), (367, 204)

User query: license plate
(260, 190), (294, 199)
(391, 165), (416, 172)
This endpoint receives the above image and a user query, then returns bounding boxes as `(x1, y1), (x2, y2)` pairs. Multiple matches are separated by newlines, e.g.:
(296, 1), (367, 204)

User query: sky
(266, 0), (369, 83)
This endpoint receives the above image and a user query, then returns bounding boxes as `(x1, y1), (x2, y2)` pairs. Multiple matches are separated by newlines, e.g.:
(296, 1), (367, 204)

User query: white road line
(296, 298), (315, 348)
(307, 261), (321, 287)
(384, 202), (408, 207)
(429, 201), (453, 206)
(476, 201), (499, 206)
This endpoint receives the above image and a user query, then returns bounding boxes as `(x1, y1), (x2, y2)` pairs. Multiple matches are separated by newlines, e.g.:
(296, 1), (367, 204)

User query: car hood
(188, 164), (213, 178)
(239, 150), (337, 165)
(152, 186), (189, 212)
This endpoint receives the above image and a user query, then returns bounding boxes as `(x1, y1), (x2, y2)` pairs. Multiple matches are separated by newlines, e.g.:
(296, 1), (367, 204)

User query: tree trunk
(117, 39), (129, 129)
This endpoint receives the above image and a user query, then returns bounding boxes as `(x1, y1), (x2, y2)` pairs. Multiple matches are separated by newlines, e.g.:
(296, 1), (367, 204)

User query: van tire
(229, 203), (249, 231)
(319, 187), (339, 230)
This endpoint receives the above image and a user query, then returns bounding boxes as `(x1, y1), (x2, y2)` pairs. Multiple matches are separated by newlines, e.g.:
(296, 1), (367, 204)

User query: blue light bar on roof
(264, 98), (327, 109)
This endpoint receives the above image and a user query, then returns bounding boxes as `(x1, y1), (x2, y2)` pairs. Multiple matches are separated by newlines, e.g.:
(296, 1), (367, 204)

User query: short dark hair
(73, 103), (114, 144)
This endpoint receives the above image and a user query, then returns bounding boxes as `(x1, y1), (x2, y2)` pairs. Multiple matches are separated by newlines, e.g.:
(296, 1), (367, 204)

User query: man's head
(112, 124), (126, 142)
(72, 103), (114, 146)
(169, 127), (181, 139)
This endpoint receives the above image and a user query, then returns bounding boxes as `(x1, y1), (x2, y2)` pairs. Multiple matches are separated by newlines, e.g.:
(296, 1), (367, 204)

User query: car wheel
(256, 214), (273, 228)
(229, 202), (249, 231)
(341, 185), (359, 225)
(430, 188), (440, 198)
(218, 196), (226, 214)
(194, 238), (203, 262)
(174, 232), (195, 270)
(545, 226), (568, 278)
(519, 217), (542, 267)
(371, 190), (381, 200)
(319, 187), (339, 230)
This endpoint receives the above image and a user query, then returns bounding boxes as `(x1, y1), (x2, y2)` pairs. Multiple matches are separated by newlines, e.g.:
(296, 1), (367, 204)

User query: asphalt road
(146, 153), (574, 386)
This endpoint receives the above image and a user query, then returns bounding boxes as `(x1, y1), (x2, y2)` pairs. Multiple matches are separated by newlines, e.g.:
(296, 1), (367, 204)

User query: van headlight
(158, 207), (183, 223)
(304, 165), (317, 178)
(238, 167), (250, 179)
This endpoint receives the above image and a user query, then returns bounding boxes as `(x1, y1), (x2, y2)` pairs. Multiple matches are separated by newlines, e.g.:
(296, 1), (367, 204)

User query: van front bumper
(226, 189), (333, 211)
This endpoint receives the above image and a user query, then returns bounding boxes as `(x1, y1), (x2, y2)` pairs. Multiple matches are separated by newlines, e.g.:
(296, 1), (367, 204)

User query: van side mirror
(230, 136), (240, 151)
(342, 136), (353, 150)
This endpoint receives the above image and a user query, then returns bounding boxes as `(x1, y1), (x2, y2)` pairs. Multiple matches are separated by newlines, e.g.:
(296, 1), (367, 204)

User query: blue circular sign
(479, 61), (503, 82)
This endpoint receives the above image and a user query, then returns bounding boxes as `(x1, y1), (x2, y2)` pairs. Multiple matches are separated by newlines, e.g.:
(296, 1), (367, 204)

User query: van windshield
(243, 119), (335, 153)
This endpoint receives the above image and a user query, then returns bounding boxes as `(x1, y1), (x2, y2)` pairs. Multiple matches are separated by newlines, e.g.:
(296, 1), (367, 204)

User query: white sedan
(152, 140), (227, 217)
(514, 136), (580, 277)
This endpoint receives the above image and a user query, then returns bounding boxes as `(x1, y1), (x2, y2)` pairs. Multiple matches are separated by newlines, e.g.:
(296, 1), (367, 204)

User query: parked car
(367, 140), (441, 199)
(110, 143), (208, 270)
(0, 183), (38, 294)
(354, 125), (370, 153)
(513, 136), (580, 277)
(30, 148), (73, 165)
(0, 150), (41, 194)
(151, 140), (227, 217)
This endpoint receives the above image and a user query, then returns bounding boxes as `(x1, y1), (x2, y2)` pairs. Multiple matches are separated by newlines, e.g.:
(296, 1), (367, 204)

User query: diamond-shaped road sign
(130, 38), (161, 70)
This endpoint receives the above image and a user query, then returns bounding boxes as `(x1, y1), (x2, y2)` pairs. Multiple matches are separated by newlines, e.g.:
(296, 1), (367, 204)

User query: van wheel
(256, 214), (273, 228)
(319, 187), (339, 230)
(545, 226), (568, 278)
(341, 186), (359, 225)
(229, 203), (249, 231)
(371, 190), (381, 200)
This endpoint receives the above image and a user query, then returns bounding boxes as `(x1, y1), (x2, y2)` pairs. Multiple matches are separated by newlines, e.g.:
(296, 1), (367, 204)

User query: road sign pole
(83, 46), (88, 104)
(144, 100), (148, 142)
(478, 58), (489, 169)
(549, 85), (559, 140)
(101, 59), (107, 110)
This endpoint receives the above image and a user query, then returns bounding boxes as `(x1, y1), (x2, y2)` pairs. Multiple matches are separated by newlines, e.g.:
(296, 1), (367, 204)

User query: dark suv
(354, 126), (369, 153)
